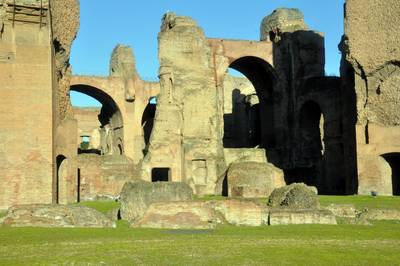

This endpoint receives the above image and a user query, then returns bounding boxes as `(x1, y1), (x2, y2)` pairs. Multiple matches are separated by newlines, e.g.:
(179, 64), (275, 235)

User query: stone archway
(223, 56), (277, 150)
(70, 84), (124, 156)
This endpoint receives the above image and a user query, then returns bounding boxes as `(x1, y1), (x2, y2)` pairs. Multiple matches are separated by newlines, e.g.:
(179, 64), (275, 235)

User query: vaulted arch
(224, 56), (278, 149)
(70, 84), (124, 155)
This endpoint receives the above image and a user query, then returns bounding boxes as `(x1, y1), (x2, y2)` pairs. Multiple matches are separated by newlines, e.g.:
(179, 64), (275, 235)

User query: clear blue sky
(70, 0), (344, 106)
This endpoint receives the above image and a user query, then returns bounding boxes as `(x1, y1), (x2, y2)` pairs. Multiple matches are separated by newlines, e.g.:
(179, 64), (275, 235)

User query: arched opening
(224, 56), (276, 149)
(55, 155), (67, 204)
(79, 135), (90, 150)
(223, 69), (261, 148)
(222, 175), (228, 197)
(381, 153), (400, 195)
(287, 101), (324, 187)
(141, 96), (157, 155)
(70, 85), (124, 156)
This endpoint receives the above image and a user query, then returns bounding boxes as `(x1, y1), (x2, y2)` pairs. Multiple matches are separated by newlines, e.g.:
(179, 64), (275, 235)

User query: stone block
(213, 199), (268, 226)
(325, 204), (357, 218)
(226, 161), (284, 198)
(269, 209), (337, 225)
(120, 181), (193, 223)
(1, 204), (115, 228)
(133, 201), (220, 229)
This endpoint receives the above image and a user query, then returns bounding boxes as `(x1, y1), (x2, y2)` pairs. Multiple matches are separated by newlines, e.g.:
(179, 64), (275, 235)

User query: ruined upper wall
(51, 0), (80, 122)
(342, 0), (400, 126)
(260, 8), (308, 41)
(110, 45), (136, 78)
(343, 0), (400, 75)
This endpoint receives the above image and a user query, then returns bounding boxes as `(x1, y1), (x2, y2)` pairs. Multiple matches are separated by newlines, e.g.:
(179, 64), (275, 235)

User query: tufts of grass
(319, 195), (400, 210)
(76, 200), (120, 214)
(194, 195), (227, 201)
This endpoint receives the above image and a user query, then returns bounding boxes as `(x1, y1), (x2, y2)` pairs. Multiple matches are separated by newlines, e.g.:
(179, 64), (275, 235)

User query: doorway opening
(381, 153), (400, 195)
(151, 167), (170, 182)
(77, 168), (81, 203)
(55, 155), (67, 204)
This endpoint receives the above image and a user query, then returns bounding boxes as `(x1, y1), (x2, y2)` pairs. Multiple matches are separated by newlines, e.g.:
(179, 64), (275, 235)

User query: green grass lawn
(319, 195), (400, 210)
(0, 221), (399, 265)
(0, 196), (400, 265)
(76, 200), (120, 214)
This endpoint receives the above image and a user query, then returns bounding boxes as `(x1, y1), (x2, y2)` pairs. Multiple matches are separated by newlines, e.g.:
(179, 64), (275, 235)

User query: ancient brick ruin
(0, 0), (400, 211)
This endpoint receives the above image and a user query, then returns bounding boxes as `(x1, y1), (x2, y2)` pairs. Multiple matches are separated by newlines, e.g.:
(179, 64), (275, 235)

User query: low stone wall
(77, 154), (136, 201)
(129, 199), (337, 229)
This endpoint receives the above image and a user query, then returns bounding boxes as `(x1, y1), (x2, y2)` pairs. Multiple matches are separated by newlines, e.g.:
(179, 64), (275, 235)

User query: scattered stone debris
(325, 204), (357, 218)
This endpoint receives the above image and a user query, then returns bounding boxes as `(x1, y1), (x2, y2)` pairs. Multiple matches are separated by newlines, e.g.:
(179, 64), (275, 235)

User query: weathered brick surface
(0, 23), (53, 210)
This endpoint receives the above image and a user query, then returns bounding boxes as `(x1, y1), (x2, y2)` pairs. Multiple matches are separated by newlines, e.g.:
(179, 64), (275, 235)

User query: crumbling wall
(141, 13), (226, 194)
(51, 0), (80, 203)
(342, 0), (400, 126)
(51, 0), (79, 122)
(110, 44), (138, 101)
(260, 8), (308, 41)
(77, 154), (136, 201)
(341, 0), (400, 195)
(260, 8), (340, 193)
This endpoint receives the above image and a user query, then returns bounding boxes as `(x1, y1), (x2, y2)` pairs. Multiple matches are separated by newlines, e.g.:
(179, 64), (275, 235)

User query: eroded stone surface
(225, 161), (284, 198)
(133, 201), (221, 229)
(268, 183), (319, 209)
(213, 199), (268, 226)
(269, 209), (337, 225)
(325, 204), (357, 218)
(120, 181), (193, 222)
(1, 204), (115, 228)
(260, 8), (308, 41)
(362, 209), (400, 221)
(77, 154), (136, 201)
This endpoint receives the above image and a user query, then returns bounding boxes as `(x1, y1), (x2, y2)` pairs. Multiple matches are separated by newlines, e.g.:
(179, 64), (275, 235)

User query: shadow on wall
(284, 100), (324, 188)
(381, 153), (400, 195)
(228, 57), (276, 151)
(55, 155), (67, 204)
(223, 88), (261, 148)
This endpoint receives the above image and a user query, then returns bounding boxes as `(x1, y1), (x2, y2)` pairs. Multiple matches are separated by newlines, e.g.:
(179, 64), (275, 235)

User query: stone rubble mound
(268, 182), (319, 209)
